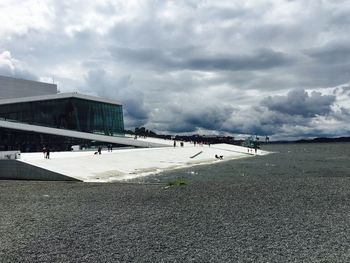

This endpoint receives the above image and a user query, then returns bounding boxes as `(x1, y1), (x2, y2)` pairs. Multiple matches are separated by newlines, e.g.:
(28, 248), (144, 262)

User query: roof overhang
(0, 92), (122, 106)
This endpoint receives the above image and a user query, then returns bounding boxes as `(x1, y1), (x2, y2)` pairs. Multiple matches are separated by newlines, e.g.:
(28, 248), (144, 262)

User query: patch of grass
(167, 178), (188, 186)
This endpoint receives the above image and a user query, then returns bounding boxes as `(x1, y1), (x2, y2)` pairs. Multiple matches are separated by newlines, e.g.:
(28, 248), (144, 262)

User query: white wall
(0, 75), (57, 99)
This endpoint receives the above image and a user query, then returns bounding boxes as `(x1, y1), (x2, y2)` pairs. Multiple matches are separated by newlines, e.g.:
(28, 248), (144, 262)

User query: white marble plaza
(18, 137), (269, 182)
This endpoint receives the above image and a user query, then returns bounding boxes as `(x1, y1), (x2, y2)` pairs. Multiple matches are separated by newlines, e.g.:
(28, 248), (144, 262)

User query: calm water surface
(131, 143), (350, 183)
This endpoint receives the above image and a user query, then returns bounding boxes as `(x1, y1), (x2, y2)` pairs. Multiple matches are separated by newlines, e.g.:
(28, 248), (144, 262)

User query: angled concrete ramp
(14, 141), (269, 182)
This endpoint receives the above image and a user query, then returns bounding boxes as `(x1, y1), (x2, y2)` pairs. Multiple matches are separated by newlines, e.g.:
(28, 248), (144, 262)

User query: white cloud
(0, 51), (16, 73)
(0, 50), (37, 80)
(0, 0), (54, 39)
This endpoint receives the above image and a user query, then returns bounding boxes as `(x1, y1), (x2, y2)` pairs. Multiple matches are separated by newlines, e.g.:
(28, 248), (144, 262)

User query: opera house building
(0, 75), (160, 152)
(0, 75), (266, 182)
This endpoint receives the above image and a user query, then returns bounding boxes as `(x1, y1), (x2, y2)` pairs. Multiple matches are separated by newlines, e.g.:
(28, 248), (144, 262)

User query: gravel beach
(1, 143), (350, 262)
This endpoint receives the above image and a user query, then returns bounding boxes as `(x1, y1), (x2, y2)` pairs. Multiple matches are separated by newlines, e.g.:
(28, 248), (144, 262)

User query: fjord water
(2, 143), (350, 262)
(132, 143), (350, 183)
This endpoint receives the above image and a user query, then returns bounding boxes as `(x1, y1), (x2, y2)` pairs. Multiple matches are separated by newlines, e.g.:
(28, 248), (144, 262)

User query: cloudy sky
(0, 0), (350, 140)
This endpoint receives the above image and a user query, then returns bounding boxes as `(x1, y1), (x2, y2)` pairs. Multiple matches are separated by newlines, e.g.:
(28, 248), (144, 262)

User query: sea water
(129, 143), (350, 184)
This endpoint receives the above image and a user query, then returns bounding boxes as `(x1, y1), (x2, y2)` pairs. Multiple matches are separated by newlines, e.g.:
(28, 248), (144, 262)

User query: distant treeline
(125, 127), (350, 145)
(296, 137), (350, 143)
(265, 137), (350, 144)
(125, 127), (238, 145)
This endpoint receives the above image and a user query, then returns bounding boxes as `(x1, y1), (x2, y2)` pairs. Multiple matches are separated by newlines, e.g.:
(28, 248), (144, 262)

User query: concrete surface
(16, 138), (269, 182)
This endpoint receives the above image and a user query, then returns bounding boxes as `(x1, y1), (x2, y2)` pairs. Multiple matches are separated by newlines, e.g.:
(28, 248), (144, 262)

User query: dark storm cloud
(213, 89), (342, 138)
(261, 89), (336, 117)
(185, 49), (292, 71)
(330, 106), (350, 121)
(305, 43), (350, 64)
(112, 47), (292, 72)
(84, 69), (149, 127)
(151, 100), (235, 134)
(303, 65), (350, 88)
(329, 7), (350, 25)
(220, 105), (311, 136)
(111, 46), (177, 69)
(182, 105), (234, 131)
(246, 23), (305, 45)
(149, 90), (326, 137)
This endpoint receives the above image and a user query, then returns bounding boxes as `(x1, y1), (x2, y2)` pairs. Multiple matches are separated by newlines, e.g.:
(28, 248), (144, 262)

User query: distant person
(46, 147), (50, 159)
(43, 147), (47, 158)
(98, 146), (102, 154)
(255, 147), (257, 154)
(107, 144), (113, 152)
(173, 141), (176, 147)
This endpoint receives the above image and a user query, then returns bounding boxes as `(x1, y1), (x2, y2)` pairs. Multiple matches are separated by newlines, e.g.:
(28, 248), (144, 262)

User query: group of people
(247, 147), (258, 154)
(94, 144), (113, 155)
(192, 141), (210, 147)
(173, 141), (185, 147)
(173, 140), (210, 147)
(43, 144), (114, 157)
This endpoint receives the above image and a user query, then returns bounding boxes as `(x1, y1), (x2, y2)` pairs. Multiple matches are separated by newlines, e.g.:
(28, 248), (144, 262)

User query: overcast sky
(0, 0), (349, 140)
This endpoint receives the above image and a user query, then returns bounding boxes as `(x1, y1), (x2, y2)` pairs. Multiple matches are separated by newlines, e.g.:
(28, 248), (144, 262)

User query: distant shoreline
(267, 137), (350, 144)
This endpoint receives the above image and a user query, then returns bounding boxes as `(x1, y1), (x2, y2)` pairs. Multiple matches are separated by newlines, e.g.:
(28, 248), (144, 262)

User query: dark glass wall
(0, 127), (125, 152)
(0, 98), (124, 136)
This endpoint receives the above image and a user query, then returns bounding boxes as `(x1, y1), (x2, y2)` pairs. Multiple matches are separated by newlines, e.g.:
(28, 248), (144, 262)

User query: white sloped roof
(0, 92), (122, 106)
(0, 119), (164, 148)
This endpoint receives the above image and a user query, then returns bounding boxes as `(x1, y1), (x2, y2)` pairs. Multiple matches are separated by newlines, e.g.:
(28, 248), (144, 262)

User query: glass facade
(0, 127), (124, 152)
(0, 98), (124, 136)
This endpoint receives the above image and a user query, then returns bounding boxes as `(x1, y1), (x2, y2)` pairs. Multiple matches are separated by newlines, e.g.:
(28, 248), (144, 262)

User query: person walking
(43, 147), (47, 158)
(46, 147), (50, 159)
